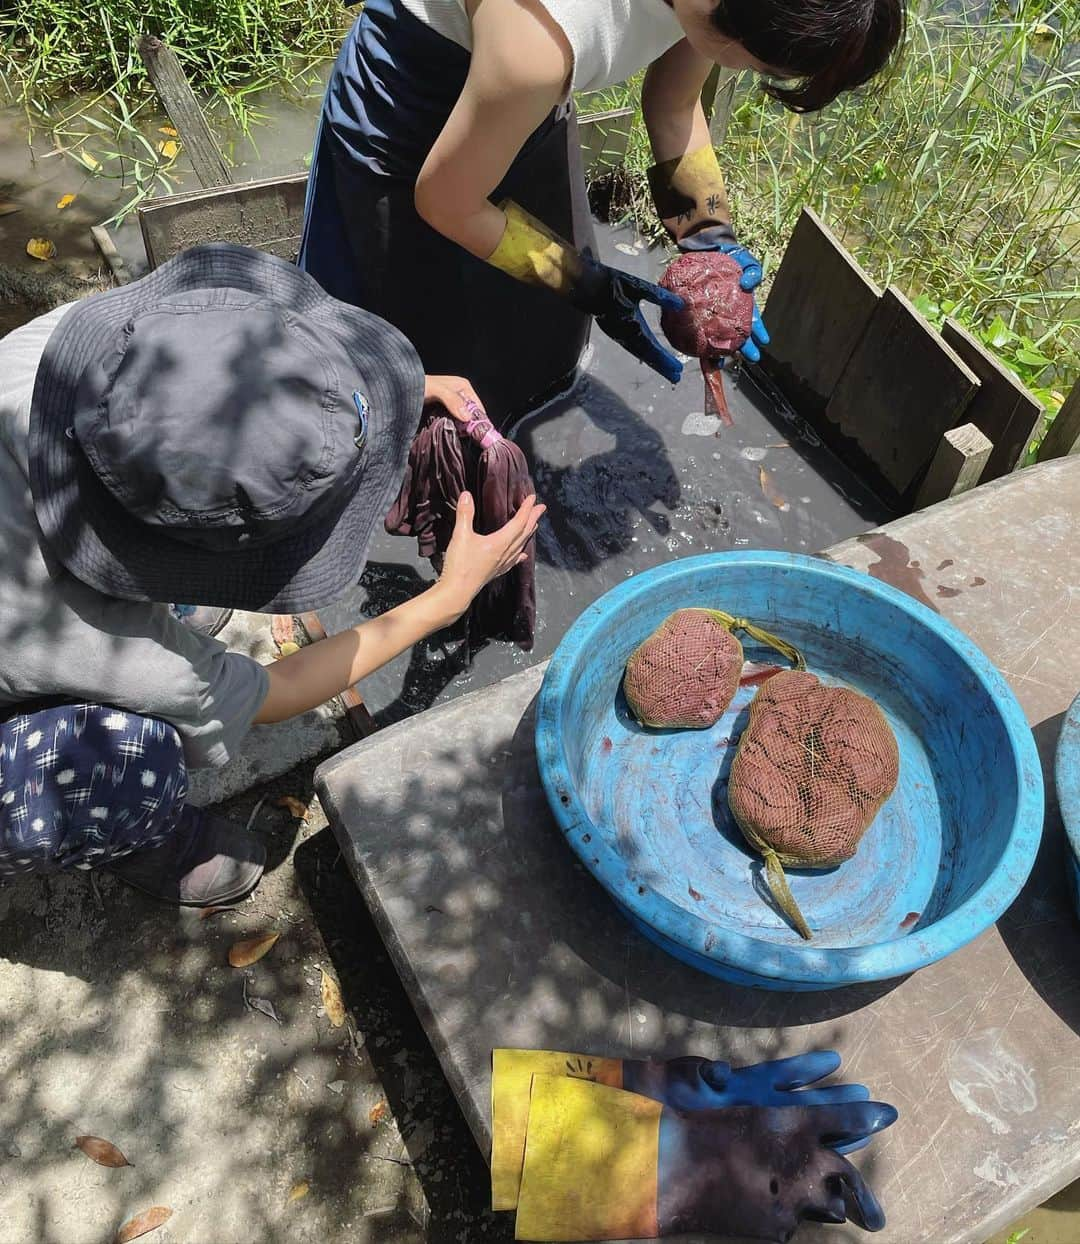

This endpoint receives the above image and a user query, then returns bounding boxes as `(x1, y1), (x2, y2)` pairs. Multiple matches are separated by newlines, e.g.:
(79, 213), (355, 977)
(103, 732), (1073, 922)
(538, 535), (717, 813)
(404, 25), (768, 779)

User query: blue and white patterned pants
(0, 703), (191, 876)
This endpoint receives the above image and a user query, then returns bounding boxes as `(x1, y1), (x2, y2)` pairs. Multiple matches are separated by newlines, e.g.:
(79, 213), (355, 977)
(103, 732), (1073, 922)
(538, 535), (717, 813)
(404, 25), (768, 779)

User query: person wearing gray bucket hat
(0, 244), (543, 905)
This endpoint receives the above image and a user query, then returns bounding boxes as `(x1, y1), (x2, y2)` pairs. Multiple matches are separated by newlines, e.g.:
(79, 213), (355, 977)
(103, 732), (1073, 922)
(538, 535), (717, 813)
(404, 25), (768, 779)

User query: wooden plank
(137, 173), (308, 269)
(90, 224), (131, 286)
(138, 35), (231, 189)
(941, 319), (1043, 480)
(914, 422), (993, 509)
(576, 107), (634, 174)
(825, 285), (980, 496)
(1037, 379), (1080, 462)
(761, 207), (882, 415)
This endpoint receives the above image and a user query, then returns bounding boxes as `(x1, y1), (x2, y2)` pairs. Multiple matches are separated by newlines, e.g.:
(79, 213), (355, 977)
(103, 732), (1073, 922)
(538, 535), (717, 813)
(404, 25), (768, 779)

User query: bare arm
(413, 0), (571, 259)
(641, 39), (715, 166)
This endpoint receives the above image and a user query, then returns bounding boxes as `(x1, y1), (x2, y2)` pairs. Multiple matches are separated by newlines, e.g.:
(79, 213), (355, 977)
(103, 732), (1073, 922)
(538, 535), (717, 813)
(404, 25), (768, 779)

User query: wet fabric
(728, 670), (900, 940)
(623, 609), (804, 730)
(0, 701), (192, 876)
(385, 406), (536, 649)
(298, 0), (592, 424)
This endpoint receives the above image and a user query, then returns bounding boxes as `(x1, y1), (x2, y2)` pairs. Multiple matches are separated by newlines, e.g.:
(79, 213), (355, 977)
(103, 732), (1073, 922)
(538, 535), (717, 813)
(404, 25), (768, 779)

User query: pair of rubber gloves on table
(486, 143), (768, 384)
(492, 1048), (897, 1243)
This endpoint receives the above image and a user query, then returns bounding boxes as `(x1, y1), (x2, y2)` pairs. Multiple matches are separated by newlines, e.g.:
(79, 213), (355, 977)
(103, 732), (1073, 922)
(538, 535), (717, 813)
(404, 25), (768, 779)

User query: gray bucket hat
(28, 243), (424, 613)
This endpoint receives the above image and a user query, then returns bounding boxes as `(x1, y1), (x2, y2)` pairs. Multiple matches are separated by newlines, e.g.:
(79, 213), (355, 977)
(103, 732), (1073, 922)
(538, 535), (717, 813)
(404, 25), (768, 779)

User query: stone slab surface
(317, 457), (1080, 1244)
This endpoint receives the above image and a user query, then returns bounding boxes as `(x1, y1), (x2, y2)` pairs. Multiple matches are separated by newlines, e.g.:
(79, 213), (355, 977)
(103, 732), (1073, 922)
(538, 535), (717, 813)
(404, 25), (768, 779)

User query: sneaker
(109, 808), (265, 906)
(169, 604), (234, 638)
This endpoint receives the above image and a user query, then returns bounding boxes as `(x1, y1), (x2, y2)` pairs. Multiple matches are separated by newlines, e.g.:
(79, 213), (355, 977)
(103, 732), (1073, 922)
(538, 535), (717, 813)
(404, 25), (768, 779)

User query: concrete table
(317, 458), (1080, 1244)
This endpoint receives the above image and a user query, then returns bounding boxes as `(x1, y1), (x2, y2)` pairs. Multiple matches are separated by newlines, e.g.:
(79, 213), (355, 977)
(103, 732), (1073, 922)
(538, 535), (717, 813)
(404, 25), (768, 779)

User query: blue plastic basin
(536, 551), (1044, 990)
(1054, 691), (1080, 919)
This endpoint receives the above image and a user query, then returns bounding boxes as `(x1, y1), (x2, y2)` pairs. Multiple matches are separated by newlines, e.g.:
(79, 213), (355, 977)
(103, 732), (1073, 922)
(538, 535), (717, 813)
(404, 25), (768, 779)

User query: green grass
(1, 0), (348, 223)
(584, 0), (1078, 433)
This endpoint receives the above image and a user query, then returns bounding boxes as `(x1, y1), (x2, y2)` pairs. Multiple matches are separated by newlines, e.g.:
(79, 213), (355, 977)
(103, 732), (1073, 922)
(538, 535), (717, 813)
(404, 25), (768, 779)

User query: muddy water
(0, 75), (326, 334)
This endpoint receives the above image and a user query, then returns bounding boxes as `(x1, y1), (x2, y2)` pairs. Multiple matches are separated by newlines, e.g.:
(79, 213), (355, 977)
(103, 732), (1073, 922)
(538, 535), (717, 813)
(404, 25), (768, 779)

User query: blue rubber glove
(622, 1050), (873, 1153)
(679, 225), (769, 366)
(570, 249), (687, 384)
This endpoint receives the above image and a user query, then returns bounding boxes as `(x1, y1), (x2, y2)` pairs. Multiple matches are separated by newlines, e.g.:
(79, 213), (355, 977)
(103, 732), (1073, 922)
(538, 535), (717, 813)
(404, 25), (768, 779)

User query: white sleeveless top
(397, 0), (685, 94)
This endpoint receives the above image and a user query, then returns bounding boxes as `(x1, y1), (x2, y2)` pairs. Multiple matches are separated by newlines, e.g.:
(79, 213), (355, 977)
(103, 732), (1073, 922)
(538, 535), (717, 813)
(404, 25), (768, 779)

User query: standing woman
(300, 0), (904, 420)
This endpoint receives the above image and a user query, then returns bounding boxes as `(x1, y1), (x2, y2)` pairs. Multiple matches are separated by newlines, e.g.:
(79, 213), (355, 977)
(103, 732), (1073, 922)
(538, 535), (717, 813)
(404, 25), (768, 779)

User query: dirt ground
(0, 758), (511, 1244)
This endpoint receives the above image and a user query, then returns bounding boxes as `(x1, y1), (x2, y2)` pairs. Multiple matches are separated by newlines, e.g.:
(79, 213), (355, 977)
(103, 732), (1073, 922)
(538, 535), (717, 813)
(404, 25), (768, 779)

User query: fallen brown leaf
(26, 237), (56, 261)
(56, 193), (77, 210)
(758, 467), (789, 512)
(115, 1206), (172, 1243)
(321, 969), (346, 1028)
(275, 795), (308, 820)
(156, 139), (179, 160)
(74, 1135), (131, 1167)
(159, 125), (179, 137)
(287, 1181), (310, 1204)
(368, 1100), (389, 1127)
(228, 931), (279, 967)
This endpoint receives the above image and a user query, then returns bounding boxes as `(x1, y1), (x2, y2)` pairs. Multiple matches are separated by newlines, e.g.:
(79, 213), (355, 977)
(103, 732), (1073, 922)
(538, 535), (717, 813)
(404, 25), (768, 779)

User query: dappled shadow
(998, 710), (1080, 1040)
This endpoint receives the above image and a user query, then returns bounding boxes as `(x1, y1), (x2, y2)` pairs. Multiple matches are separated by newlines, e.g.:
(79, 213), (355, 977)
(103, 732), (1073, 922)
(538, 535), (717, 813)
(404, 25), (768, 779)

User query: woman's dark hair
(710, 0), (906, 112)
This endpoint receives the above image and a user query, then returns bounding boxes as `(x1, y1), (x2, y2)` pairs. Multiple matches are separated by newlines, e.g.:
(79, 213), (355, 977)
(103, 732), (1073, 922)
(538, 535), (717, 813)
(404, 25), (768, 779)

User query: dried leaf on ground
(321, 969), (346, 1028)
(77, 150), (101, 172)
(159, 125), (179, 137)
(115, 1206), (172, 1243)
(26, 237), (56, 261)
(156, 139), (179, 160)
(247, 994), (281, 1023)
(758, 467), (790, 512)
(74, 1135), (131, 1167)
(287, 1182), (309, 1204)
(228, 931), (279, 967)
(56, 193), (76, 210)
(368, 1100), (389, 1127)
(275, 795), (308, 820)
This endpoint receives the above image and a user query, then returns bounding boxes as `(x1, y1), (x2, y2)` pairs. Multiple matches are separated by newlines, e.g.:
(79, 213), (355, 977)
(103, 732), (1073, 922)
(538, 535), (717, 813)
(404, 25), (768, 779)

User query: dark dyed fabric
(385, 406), (535, 650)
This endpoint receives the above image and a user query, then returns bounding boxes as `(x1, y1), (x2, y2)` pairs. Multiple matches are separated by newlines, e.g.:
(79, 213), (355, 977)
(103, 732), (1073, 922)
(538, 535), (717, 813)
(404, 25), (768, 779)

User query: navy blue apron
(299, 0), (593, 424)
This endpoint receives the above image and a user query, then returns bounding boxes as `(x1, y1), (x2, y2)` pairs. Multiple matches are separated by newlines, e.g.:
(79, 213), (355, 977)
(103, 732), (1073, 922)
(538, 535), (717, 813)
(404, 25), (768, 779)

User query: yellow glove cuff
(514, 1076), (661, 1242)
(491, 1049), (624, 1210)
(485, 200), (582, 296)
(647, 143), (732, 239)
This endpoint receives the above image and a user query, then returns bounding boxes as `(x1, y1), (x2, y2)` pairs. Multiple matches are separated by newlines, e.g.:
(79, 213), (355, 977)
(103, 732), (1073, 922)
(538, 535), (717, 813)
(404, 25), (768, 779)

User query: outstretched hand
(436, 491), (544, 619)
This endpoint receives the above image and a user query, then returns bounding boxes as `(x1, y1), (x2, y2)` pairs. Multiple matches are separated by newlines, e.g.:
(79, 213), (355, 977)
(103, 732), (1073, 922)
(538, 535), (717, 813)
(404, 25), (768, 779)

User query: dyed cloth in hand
(0, 701), (193, 875)
(385, 405), (536, 649)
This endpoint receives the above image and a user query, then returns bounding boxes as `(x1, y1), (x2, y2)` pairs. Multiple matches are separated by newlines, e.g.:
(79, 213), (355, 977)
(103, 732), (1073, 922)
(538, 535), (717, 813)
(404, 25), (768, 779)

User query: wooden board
(762, 207), (882, 414)
(576, 107), (635, 174)
(914, 422), (993, 509)
(138, 36), (231, 189)
(138, 173), (308, 269)
(1037, 378), (1080, 462)
(941, 319), (1043, 480)
(825, 286), (980, 495)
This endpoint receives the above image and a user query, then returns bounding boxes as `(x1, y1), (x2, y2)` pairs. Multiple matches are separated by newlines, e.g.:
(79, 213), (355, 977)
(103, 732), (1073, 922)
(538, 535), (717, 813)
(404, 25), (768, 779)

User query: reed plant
(587, 0), (1078, 427)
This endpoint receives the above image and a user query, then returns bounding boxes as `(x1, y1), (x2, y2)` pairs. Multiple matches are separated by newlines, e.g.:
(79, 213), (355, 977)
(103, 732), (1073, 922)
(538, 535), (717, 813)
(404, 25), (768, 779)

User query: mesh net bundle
(728, 670), (901, 940)
(623, 609), (804, 731)
(659, 251), (755, 360)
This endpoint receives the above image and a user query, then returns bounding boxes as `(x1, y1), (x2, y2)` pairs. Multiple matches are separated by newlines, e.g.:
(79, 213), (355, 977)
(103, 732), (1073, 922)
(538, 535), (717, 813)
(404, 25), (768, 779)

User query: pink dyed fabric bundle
(659, 251), (754, 360)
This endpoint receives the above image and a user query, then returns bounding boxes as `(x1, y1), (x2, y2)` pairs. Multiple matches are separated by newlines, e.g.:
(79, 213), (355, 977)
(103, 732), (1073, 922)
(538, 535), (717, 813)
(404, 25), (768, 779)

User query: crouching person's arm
(254, 491), (542, 724)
